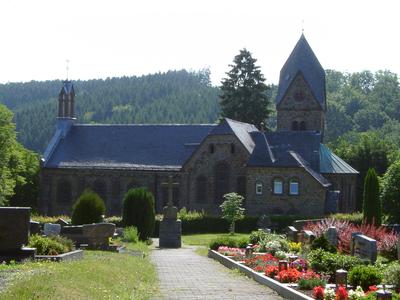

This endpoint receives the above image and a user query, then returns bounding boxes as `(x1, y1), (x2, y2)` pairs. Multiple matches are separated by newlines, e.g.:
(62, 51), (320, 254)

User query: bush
(329, 213), (364, 225)
(249, 230), (269, 245)
(310, 235), (337, 253)
(31, 215), (71, 224)
(298, 278), (326, 290)
(209, 237), (239, 250)
(122, 226), (139, 243)
(28, 234), (73, 255)
(122, 188), (155, 241)
(105, 216), (123, 227)
(71, 189), (105, 225)
(348, 265), (383, 291)
(381, 160), (400, 223)
(363, 168), (382, 226)
(308, 249), (363, 281)
(384, 263), (400, 291)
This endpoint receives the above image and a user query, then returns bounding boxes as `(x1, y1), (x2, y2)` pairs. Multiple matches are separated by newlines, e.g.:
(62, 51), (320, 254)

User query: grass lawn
(0, 242), (157, 300)
(182, 233), (250, 247)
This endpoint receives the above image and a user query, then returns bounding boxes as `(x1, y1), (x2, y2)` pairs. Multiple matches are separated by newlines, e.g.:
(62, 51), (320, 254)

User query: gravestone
(44, 223), (61, 236)
(0, 207), (35, 262)
(325, 226), (338, 247)
(287, 226), (298, 242)
(30, 221), (41, 235)
(350, 233), (377, 263)
(258, 215), (272, 232)
(302, 230), (316, 244)
(159, 176), (182, 248)
(82, 223), (116, 250)
(55, 218), (69, 227)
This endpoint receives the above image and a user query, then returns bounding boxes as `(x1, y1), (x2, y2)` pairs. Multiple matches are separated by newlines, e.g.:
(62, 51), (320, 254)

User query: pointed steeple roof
(276, 34), (326, 110)
(59, 80), (75, 96)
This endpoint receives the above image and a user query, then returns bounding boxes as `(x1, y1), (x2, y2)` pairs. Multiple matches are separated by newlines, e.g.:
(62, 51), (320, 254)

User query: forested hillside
(0, 69), (399, 155)
(0, 70), (220, 152)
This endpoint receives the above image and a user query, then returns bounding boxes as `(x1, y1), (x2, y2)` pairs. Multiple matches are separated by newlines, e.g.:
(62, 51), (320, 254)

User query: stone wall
(245, 167), (327, 216)
(323, 173), (357, 213)
(183, 134), (250, 214)
(277, 73), (325, 135)
(39, 168), (185, 216)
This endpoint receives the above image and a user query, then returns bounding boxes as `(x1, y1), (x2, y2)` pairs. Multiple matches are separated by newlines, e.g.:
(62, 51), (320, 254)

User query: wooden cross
(161, 175), (180, 207)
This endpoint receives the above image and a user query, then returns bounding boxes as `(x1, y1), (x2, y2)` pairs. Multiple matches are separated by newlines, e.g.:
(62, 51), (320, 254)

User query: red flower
(335, 286), (348, 300)
(365, 285), (378, 295)
(313, 286), (324, 300)
(276, 268), (302, 283)
(265, 265), (279, 278)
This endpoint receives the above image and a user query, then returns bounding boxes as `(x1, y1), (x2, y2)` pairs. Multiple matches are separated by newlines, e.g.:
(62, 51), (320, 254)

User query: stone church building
(39, 34), (358, 216)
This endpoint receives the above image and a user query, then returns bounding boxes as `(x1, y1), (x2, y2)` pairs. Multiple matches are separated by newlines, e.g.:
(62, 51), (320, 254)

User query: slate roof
(44, 124), (215, 170)
(209, 118), (258, 153)
(276, 34), (326, 110)
(320, 144), (359, 174)
(60, 81), (74, 95)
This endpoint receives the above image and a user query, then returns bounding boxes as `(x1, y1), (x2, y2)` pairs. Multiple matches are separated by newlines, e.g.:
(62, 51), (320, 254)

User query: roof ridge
(74, 123), (217, 127)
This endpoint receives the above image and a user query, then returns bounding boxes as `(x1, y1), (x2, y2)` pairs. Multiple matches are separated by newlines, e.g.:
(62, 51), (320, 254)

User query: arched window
(292, 121), (299, 131)
(215, 161), (230, 204)
(209, 143), (215, 154)
(57, 179), (72, 204)
(230, 143), (235, 154)
(299, 121), (306, 131)
(255, 182), (263, 195)
(93, 179), (107, 203)
(289, 179), (299, 195)
(196, 176), (207, 203)
(273, 178), (283, 195)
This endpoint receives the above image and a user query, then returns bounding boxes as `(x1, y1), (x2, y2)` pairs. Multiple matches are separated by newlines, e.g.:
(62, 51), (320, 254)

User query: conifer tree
(363, 168), (382, 225)
(220, 49), (271, 126)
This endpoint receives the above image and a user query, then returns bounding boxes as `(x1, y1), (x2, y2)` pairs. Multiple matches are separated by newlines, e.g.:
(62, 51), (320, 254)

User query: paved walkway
(150, 242), (284, 300)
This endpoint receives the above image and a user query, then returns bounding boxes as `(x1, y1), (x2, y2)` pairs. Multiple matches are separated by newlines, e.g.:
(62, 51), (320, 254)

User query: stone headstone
(302, 230), (316, 244)
(325, 226), (338, 247)
(0, 207), (35, 262)
(30, 221), (41, 235)
(44, 223), (61, 236)
(287, 226), (298, 242)
(0, 207), (30, 251)
(350, 233), (377, 263)
(159, 219), (182, 248)
(82, 223), (116, 250)
(55, 218), (69, 227)
(257, 215), (272, 230)
(163, 205), (178, 220)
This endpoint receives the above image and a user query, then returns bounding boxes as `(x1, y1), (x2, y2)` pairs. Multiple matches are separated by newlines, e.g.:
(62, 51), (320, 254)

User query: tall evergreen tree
(220, 49), (271, 126)
(363, 168), (381, 225)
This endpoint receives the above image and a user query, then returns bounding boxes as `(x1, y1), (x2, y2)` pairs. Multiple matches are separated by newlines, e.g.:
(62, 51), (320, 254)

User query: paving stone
(150, 240), (285, 300)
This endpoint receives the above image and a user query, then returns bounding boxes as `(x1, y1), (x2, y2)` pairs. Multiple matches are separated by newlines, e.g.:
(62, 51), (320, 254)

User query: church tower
(276, 34), (326, 139)
(58, 80), (75, 119)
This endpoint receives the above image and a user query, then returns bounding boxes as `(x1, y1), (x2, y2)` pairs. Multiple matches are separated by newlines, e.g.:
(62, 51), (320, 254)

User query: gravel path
(150, 242), (285, 300)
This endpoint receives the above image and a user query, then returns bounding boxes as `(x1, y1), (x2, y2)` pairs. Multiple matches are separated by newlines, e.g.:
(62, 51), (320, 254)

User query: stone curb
(35, 249), (84, 262)
(208, 250), (313, 300)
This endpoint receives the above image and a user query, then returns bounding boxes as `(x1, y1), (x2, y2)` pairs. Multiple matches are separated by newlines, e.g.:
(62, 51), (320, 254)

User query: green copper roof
(320, 144), (358, 174)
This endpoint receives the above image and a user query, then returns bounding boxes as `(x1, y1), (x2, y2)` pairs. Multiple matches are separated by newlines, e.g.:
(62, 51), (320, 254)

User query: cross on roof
(161, 175), (180, 207)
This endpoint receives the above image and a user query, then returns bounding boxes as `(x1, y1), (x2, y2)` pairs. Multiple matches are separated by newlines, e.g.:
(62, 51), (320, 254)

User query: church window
(289, 179), (299, 195)
(215, 161), (230, 204)
(230, 143), (235, 154)
(57, 179), (72, 204)
(294, 90), (305, 102)
(299, 121), (306, 131)
(255, 182), (263, 195)
(273, 179), (283, 195)
(209, 143), (215, 154)
(196, 175), (207, 203)
(292, 121), (299, 131)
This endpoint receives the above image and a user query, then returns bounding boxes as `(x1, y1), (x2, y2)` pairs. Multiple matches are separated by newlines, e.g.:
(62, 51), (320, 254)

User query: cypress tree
(363, 168), (382, 226)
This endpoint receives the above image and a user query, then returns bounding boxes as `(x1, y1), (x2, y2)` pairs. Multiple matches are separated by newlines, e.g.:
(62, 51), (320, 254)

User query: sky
(0, 0), (399, 86)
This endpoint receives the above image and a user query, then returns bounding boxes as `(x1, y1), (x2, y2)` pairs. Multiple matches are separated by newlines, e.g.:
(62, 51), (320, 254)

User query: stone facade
(277, 73), (325, 135)
(323, 173), (357, 213)
(246, 167), (327, 216)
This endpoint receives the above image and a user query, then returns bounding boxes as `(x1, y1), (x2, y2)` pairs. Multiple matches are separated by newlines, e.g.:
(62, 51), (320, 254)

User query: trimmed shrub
(105, 216), (123, 227)
(363, 168), (382, 226)
(384, 263), (400, 291)
(122, 188), (155, 241)
(122, 226), (139, 243)
(71, 189), (105, 225)
(298, 278), (326, 290)
(308, 249), (363, 281)
(209, 236), (238, 250)
(249, 230), (269, 245)
(348, 265), (383, 291)
(310, 235), (337, 253)
(28, 234), (73, 255)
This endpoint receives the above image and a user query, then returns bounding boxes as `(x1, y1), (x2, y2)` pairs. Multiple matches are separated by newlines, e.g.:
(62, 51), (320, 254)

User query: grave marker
(325, 226), (338, 247)
(350, 233), (377, 263)
(44, 223), (61, 236)
(287, 226), (298, 242)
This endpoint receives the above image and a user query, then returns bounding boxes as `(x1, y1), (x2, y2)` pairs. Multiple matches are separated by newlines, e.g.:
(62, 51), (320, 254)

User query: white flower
(324, 287), (336, 300)
(348, 286), (364, 300)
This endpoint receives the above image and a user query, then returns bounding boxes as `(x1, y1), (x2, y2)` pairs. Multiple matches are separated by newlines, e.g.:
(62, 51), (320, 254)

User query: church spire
(58, 80), (75, 119)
